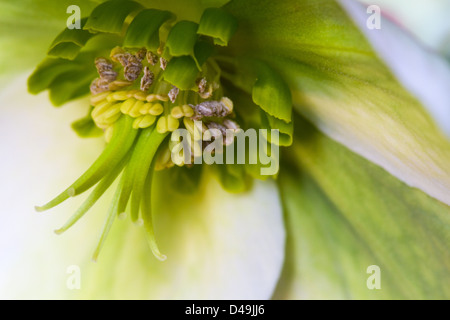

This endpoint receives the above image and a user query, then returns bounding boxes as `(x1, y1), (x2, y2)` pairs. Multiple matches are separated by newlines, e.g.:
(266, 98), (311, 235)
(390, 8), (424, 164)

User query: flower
(0, 0), (449, 300)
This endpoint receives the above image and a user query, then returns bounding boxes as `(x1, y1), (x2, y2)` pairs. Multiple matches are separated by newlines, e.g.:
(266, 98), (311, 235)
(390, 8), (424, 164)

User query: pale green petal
(0, 75), (104, 299)
(357, 0), (450, 51)
(341, 0), (450, 137)
(224, 0), (450, 205)
(0, 76), (285, 299)
(275, 116), (450, 300)
(80, 171), (285, 299)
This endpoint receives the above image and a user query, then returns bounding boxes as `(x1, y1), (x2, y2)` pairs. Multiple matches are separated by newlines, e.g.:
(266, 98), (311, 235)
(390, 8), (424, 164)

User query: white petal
(0, 74), (104, 299)
(82, 172), (286, 300)
(0, 74), (285, 300)
(356, 0), (450, 51)
(340, 0), (450, 136)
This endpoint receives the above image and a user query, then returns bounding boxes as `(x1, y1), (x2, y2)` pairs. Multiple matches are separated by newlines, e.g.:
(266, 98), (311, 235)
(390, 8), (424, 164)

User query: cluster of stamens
(89, 46), (240, 169)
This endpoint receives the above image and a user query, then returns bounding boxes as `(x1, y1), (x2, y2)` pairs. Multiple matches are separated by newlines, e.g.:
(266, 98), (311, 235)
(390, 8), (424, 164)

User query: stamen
(146, 51), (158, 65)
(140, 66), (154, 92)
(90, 91), (110, 106)
(90, 78), (110, 95)
(135, 48), (147, 62)
(168, 86), (179, 103)
(191, 97), (232, 120)
(160, 57), (167, 70)
(149, 103), (164, 116)
(95, 57), (118, 81)
(108, 80), (133, 91)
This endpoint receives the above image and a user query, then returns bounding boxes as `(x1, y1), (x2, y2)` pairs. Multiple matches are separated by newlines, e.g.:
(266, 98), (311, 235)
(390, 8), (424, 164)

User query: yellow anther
(182, 105), (194, 117)
(221, 97), (233, 113)
(129, 100), (145, 118)
(102, 112), (122, 126)
(183, 117), (205, 141)
(90, 91), (110, 106)
(167, 115), (180, 132)
(139, 115), (156, 128)
(157, 116), (168, 134)
(156, 94), (169, 102)
(111, 91), (131, 101)
(108, 80), (133, 91)
(106, 93), (116, 102)
(146, 94), (158, 102)
(139, 103), (152, 115)
(120, 98), (136, 115)
(102, 103), (122, 119)
(149, 103), (164, 116)
(183, 118), (195, 135)
(171, 106), (184, 119)
(127, 89), (141, 97)
(134, 91), (148, 101)
(132, 117), (142, 129)
(157, 115), (179, 133)
(92, 101), (113, 119)
(155, 146), (172, 171)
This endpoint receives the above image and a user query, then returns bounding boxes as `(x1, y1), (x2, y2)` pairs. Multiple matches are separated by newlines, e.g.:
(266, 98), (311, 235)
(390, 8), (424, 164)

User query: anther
(147, 51), (158, 65)
(191, 98), (233, 120)
(95, 57), (118, 82)
(160, 57), (167, 70)
(168, 86), (179, 103)
(140, 66), (154, 92)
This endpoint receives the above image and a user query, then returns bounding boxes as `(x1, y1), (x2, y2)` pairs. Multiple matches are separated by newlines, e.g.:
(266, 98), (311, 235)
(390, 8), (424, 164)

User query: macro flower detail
(1, 0), (450, 300)
(30, 1), (288, 262)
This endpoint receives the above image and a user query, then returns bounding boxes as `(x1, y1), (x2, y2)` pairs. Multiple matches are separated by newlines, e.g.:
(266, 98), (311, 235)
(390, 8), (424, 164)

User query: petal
(356, 0), (450, 51)
(0, 0), (98, 83)
(80, 170), (285, 299)
(224, 0), (450, 206)
(0, 74), (104, 299)
(0, 75), (285, 299)
(275, 116), (450, 299)
(340, 0), (450, 137)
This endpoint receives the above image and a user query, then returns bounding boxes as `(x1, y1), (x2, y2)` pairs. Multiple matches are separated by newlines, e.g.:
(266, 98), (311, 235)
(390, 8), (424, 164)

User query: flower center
(89, 46), (240, 169)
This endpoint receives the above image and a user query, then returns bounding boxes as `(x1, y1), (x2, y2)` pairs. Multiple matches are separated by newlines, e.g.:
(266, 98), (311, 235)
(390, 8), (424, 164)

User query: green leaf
(164, 20), (199, 58)
(28, 52), (96, 93)
(71, 112), (103, 138)
(163, 56), (199, 90)
(0, 0), (98, 85)
(28, 52), (98, 106)
(48, 17), (94, 60)
(197, 7), (238, 46)
(84, 0), (144, 34)
(194, 40), (215, 67)
(260, 111), (293, 147)
(224, 0), (450, 205)
(251, 61), (293, 123)
(136, 0), (232, 22)
(219, 57), (293, 122)
(48, 70), (95, 106)
(275, 116), (450, 299)
(123, 8), (174, 50)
